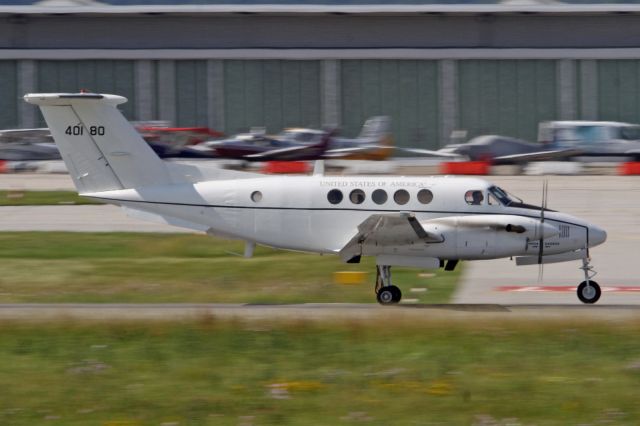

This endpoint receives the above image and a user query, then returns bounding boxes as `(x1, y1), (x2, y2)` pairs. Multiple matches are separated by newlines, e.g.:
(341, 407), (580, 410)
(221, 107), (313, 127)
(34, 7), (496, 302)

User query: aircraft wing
(492, 148), (582, 165)
(339, 212), (443, 262)
(397, 147), (462, 158)
(322, 145), (394, 158)
(244, 144), (321, 161)
(244, 133), (331, 161)
(0, 128), (53, 143)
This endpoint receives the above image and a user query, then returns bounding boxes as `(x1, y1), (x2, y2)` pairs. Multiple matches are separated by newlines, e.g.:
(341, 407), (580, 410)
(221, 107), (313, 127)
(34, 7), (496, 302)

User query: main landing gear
(577, 257), (601, 304)
(375, 265), (402, 305)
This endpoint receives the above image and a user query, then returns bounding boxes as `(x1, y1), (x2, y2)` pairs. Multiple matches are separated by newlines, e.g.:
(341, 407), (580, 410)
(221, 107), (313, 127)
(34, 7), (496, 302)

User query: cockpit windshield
(488, 186), (517, 206)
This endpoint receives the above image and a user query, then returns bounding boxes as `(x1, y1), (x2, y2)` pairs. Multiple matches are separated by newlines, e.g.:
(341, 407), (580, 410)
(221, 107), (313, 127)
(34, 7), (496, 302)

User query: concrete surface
(1, 303), (640, 322)
(0, 173), (75, 191)
(0, 205), (193, 233)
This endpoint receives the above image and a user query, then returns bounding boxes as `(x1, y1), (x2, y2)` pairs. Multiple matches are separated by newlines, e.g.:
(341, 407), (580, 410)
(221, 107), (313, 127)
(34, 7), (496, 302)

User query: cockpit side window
(488, 192), (499, 206)
(465, 190), (484, 205)
(488, 186), (514, 206)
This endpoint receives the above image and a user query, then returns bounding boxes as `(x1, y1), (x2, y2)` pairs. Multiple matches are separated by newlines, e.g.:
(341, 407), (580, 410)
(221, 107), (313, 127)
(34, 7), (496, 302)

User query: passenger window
(465, 190), (484, 205)
(250, 191), (262, 202)
(417, 189), (433, 205)
(327, 189), (343, 204)
(394, 189), (410, 205)
(349, 189), (366, 204)
(372, 189), (388, 205)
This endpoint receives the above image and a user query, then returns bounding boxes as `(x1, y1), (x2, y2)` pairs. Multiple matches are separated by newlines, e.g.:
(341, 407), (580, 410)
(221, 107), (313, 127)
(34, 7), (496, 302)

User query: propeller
(537, 180), (549, 282)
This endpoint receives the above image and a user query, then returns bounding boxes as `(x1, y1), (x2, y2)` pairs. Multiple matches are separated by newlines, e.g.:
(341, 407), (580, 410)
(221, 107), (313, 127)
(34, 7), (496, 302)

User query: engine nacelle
(421, 215), (558, 260)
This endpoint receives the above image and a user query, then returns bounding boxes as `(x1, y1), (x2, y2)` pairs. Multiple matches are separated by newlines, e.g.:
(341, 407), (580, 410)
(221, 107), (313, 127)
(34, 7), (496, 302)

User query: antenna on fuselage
(313, 160), (325, 176)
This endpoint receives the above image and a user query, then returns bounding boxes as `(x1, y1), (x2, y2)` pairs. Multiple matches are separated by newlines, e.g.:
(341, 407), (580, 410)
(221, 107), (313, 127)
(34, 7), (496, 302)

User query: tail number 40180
(65, 125), (105, 136)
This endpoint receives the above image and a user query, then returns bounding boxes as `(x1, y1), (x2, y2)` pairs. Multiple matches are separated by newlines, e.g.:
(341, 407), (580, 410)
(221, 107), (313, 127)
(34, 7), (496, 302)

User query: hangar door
(223, 60), (322, 135)
(341, 60), (440, 150)
(458, 60), (557, 143)
(0, 61), (17, 129)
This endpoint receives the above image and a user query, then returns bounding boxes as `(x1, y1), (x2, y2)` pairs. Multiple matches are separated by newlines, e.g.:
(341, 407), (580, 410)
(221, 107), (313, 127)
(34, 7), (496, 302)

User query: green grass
(0, 318), (639, 425)
(0, 232), (461, 303)
(0, 190), (100, 206)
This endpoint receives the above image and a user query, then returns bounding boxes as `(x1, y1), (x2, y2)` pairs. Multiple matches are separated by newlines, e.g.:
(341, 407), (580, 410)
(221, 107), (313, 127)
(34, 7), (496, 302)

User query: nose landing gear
(577, 257), (601, 304)
(375, 265), (402, 305)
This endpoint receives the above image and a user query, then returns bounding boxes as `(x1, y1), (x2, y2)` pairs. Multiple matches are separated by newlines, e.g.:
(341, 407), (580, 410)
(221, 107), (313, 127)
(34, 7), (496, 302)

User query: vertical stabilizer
(24, 93), (172, 193)
(358, 116), (391, 139)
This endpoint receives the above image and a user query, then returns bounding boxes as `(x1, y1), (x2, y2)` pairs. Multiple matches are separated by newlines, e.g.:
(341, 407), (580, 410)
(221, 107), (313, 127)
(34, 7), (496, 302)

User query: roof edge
(4, 4), (640, 16)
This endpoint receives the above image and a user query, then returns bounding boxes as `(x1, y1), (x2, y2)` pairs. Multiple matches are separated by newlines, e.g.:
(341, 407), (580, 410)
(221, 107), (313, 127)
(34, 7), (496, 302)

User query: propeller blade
(538, 263), (544, 283)
(537, 180), (549, 282)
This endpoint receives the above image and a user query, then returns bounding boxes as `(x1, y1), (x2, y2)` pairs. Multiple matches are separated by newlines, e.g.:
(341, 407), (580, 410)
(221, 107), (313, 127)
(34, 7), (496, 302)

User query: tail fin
(24, 93), (172, 193)
(358, 116), (391, 139)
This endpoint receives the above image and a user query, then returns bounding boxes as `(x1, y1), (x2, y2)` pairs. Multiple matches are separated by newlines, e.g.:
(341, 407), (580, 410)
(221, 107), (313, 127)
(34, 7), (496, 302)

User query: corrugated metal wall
(597, 60), (640, 123)
(458, 60), (557, 142)
(175, 60), (209, 127)
(0, 61), (17, 130)
(3, 58), (640, 146)
(341, 60), (439, 148)
(223, 60), (321, 135)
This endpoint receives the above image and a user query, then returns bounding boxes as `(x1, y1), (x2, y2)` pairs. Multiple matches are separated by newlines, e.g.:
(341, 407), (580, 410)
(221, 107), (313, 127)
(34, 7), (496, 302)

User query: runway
(2, 303), (640, 321)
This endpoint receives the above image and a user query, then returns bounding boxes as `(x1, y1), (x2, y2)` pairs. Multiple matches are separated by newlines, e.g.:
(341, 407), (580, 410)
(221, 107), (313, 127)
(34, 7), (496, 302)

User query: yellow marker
(333, 271), (367, 285)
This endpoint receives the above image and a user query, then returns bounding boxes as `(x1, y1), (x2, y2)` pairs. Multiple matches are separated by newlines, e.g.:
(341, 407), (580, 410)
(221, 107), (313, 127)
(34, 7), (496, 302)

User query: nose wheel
(577, 258), (601, 304)
(375, 265), (402, 305)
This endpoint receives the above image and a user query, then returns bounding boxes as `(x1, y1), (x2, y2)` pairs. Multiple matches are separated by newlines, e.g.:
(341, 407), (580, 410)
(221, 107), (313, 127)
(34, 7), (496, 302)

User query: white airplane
(24, 92), (608, 305)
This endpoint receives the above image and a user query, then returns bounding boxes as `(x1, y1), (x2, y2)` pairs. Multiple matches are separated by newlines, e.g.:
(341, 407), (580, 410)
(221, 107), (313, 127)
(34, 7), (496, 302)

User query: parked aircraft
(25, 92), (608, 304)
(136, 124), (223, 146)
(199, 117), (394, 161)
(411, 135), (580, 164)
(0, 125), (215, 161)
(202, 127), (332, 161)
(423, 121), (640, 164)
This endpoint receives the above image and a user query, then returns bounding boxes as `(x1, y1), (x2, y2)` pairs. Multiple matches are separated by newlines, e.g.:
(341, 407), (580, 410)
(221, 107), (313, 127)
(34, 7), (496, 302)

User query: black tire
(577, 280), (601, 304)
(376, 287), (397, 305)
(389, 285), (402, 303)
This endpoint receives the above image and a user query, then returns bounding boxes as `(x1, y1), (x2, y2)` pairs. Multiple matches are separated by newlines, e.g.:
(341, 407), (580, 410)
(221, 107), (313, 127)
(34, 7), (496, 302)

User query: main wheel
(577, 280), (601, 304)
(389, 285), (402, 303)
(376, 285), (402, 305)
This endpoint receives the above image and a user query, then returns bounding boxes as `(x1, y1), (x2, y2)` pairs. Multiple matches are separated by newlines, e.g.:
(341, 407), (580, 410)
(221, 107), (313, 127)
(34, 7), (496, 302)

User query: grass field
(0, 190), (100, 206)
(0, 318), (639, 425)
(0, 232), (461, 304)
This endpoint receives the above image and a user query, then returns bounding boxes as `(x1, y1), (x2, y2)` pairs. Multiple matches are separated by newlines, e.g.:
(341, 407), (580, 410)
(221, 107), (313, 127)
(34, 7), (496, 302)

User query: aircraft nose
(589, 224), (607, 247)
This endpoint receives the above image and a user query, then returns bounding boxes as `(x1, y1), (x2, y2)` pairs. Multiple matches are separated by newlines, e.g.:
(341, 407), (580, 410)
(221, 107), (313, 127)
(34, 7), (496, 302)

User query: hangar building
(2, 3), (640, 148)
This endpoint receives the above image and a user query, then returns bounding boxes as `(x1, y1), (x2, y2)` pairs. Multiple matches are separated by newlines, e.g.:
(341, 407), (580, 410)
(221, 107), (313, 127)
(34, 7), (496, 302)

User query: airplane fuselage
(87, 175), (605, 262)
